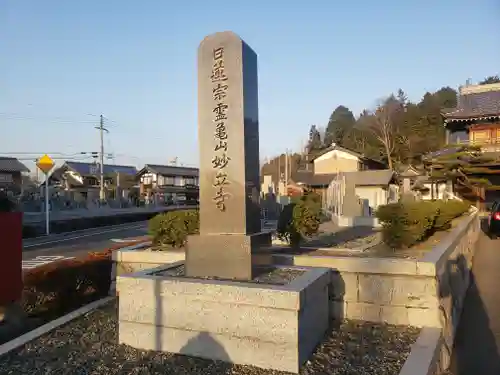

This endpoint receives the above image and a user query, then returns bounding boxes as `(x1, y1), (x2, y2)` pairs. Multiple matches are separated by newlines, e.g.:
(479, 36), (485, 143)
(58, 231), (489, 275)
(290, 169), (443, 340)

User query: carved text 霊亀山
(210, 47), (231, 211)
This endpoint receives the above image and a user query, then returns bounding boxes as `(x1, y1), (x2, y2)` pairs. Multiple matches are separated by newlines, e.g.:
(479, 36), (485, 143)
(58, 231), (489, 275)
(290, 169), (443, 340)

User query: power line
(15, 156), (94, 161)
(0, 113), (96, 124)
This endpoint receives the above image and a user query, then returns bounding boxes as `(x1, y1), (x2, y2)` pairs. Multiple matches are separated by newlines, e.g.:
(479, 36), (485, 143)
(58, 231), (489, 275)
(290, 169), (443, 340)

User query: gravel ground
(0, 300), (420, 375)
(304, 233), (380, 250)
(156, 265), (305, 285)
(303, 223), (380, 250)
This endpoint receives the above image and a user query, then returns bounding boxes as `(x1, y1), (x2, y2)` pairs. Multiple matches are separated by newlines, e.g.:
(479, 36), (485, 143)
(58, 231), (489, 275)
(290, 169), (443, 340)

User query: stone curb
(268, 243), (377, 254)
(116, 241), (152, 252)
(398, 327), (442, 375)
(0, 297), (115, 358)
(111, 241), (152, 283)
(110, 241), (152, 291)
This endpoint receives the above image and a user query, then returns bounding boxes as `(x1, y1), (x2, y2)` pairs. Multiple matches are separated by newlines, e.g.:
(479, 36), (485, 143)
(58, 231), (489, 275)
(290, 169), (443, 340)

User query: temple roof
(443, 84), (500, 122)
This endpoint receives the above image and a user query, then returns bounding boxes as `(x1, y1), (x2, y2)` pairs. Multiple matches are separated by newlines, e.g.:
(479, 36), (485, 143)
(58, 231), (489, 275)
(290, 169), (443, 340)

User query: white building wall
(355, 186), (388, 214)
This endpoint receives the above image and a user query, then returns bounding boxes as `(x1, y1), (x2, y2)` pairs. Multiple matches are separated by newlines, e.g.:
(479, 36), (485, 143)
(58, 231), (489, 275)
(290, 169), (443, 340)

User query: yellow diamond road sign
(36, 154), (55, 174)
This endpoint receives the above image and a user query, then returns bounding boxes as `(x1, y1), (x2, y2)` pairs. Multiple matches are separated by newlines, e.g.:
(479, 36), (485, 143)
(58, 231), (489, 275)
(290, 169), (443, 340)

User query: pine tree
(424, 145), (500, 202)
(307, 125), (323, 152)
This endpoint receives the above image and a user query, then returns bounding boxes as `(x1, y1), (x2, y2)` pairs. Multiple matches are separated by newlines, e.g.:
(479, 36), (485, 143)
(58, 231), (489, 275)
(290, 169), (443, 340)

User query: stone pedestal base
(185, 232), (271, 280)
(117, 264), (330, 373)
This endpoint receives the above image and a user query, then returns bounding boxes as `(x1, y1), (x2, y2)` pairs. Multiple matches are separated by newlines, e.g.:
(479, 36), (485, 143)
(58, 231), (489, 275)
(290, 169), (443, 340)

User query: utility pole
(95, 115), (109, 201)
(35, 158), (39, 184)
(284, 149), (289, 192)
(277, 155), (281, 195)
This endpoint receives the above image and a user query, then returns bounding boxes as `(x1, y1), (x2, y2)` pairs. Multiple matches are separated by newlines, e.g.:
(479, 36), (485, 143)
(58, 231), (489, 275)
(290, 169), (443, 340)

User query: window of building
(89, 165), (99, 175)
(185, 177), (196, 186)
(163, 176), (174, 185)
(174, 176), (184, 186)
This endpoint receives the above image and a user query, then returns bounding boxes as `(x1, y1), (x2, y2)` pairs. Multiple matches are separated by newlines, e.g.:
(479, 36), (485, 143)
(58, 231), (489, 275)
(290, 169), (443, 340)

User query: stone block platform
(117, 262), (330, 373)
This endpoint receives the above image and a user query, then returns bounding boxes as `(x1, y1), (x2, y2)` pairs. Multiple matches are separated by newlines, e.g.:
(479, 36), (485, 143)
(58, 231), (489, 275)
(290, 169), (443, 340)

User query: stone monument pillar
(186, 31), (271, 280)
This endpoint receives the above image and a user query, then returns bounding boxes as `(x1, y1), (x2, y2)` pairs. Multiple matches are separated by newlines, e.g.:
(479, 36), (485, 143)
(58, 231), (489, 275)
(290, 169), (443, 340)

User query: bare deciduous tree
(365, 98), (400, 170)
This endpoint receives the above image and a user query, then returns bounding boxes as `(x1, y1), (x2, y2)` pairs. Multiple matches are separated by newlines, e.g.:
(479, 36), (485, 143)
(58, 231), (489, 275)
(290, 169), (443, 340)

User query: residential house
(260, 144), (399, 226)
(280, 144), (387, 197)
(313, 143), (386, 174)
(346, 170), (399, 213)
(441, 82), (500, 203)
(49, 161), (138, 202)
(136, 164), (199, 204)
(286, 171), (337, 198)
(0, 157), (30, 193)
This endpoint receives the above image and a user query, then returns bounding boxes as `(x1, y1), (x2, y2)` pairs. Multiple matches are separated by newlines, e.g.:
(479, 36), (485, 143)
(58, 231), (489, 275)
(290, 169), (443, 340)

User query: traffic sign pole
(45, 178), (49, 235)
(36, 154), (55, 236)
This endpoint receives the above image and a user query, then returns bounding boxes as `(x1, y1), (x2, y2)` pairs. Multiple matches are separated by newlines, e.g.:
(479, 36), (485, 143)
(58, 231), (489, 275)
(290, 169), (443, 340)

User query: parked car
(487, 201), (500, 239)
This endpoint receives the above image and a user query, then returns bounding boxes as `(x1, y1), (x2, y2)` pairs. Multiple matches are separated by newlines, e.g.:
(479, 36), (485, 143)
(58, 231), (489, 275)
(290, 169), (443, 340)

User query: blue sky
(1, 0), (499, 171)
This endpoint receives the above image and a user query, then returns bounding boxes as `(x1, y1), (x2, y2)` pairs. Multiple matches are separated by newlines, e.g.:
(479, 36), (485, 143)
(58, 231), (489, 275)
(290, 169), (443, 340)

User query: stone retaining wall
(271, 211), (480, 374)
(111, 211), (480, 374)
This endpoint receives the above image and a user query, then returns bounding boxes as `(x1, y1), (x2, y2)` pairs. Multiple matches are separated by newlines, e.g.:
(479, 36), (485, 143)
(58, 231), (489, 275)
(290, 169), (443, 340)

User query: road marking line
(22, 256), (75, 270)
(34, 221), (146, 237)
(23, 224), (146, 248)
(111, 238), (143, 243)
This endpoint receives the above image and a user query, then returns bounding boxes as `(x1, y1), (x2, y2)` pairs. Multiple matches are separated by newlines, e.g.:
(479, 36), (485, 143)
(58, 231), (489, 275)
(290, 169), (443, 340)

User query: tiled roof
(64, 161), (137, 176)
(292, 169), (395, 187)
(140, 164), (199, 177)
(290, 171), (337, 187)
(443, 90), (500, 120)
(311, 144), (364, 161)
(0, 157), (30, 173)
(340, 170), (395, 186)
(424, 147), (462, 160)
(397, 165), (421, 177)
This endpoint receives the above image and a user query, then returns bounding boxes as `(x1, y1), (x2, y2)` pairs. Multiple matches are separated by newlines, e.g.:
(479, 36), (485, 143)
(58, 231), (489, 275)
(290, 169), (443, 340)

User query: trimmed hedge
(277, 192), (321, 247)
(21, 241), (142, 318)
(432, 200), (471, 231)
(148, 209), (199, 248)
(22, 253), (111, 317)
(376, 199), (470, 249)
(0, 242), (146, 345)
(277, 203), (301, 246)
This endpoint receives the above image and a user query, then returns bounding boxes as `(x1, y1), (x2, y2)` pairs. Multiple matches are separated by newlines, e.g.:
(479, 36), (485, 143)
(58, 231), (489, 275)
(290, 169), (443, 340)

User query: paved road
(448, 231), (500, 375)
(22, 222), (149, 270)
(22, 209), (260, 270)
(22, 205), (194, 224)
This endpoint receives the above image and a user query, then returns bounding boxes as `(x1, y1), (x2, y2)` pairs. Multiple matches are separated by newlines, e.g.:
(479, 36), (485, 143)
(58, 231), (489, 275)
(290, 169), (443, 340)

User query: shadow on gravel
(179, 332), (232, 367)
(446, 220), (500, 375)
